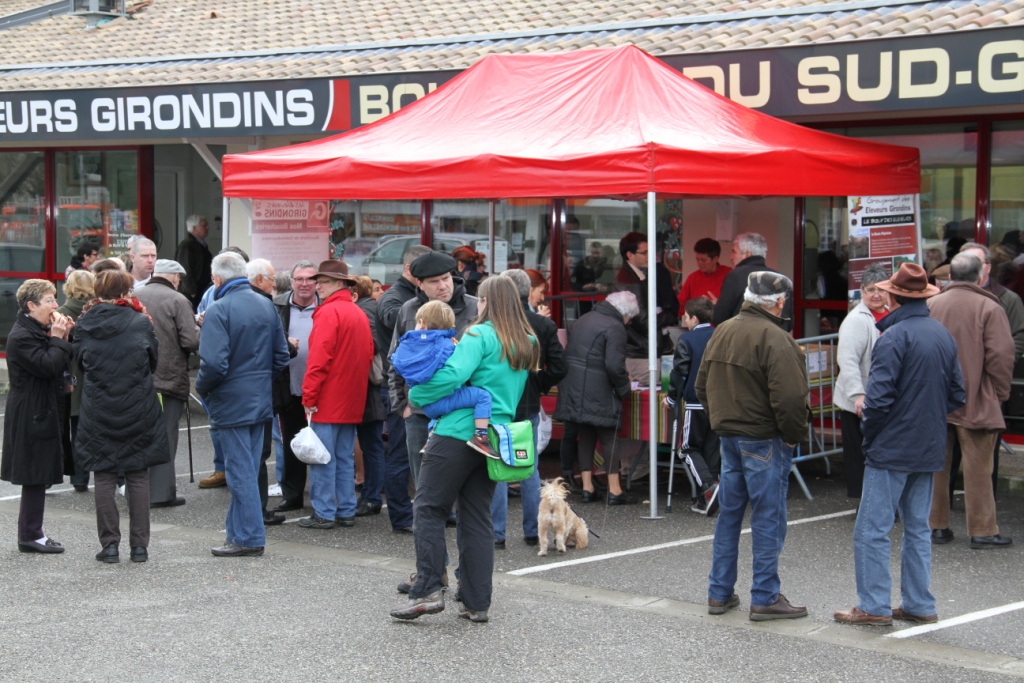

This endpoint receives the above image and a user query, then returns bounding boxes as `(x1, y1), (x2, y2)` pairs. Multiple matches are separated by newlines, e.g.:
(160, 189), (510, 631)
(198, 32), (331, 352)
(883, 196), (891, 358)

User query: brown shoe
(708, 594), (740, 615)
(749, 594), (808, 621)
(198, 471), (226, 488)
(834, 606), (892, 626)
(892, 608), (937, 624)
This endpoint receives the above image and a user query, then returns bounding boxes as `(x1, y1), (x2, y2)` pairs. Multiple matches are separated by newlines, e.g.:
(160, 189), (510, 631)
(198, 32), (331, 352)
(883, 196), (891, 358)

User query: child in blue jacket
(390, 300), (498, 458)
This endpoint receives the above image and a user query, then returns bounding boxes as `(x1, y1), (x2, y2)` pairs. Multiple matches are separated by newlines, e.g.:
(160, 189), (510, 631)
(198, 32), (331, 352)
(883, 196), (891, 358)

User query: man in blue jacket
(835, 263), (965, 626)
(196, 252), (290, 557)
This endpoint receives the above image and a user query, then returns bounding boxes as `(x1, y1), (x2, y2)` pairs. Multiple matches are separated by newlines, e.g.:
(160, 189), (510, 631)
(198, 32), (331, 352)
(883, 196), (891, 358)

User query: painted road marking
(508, 509), (856, 576)
(887, 601), (1024, 639)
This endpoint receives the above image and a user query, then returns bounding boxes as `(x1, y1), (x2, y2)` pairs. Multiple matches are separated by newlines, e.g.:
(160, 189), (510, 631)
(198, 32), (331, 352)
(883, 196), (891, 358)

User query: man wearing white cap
(135, 259), (201, 507)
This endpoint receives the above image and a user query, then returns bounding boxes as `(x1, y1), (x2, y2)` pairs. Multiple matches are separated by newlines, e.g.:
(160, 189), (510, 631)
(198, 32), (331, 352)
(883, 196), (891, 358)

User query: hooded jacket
(928, 281), (1015, 430)
(862, 300), (965, 472)
(196, 278), (290, 428)
(73, 303), (168, 473)
(695, 301), (808, 444)
(553, 301), (630, 429)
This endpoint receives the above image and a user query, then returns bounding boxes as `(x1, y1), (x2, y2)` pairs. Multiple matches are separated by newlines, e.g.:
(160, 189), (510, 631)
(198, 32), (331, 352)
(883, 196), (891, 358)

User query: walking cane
(666, 401), (679, 513)
(185, 399), (195, 483)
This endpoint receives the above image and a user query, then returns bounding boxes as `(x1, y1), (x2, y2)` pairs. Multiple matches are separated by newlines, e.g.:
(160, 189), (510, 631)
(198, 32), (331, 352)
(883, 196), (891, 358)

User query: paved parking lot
(1, 397), (1023, 681)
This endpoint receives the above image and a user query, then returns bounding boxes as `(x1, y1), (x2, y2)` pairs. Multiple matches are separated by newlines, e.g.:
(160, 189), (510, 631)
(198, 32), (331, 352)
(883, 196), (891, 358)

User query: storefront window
(55, 150), (139, 273)
(990, 121), (1024, 259)
(0, 151), (46, 271)
(338, 200), (422, 285)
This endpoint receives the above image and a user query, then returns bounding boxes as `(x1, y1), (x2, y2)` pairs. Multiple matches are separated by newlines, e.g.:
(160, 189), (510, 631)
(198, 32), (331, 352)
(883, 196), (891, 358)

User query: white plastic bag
(291, 418), (331, 465)
(537, 407), (552, 453)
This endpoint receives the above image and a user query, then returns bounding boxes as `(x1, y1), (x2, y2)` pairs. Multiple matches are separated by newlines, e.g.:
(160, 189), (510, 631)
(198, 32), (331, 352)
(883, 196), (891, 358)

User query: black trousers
(18, 485), (47, 542)
(559, 420), (579, 476)
(278, 396), (308, 505)
(410, 435), (496, 612)
(680, 407), (720, 489)
(839, 410), (866, 498)
(95, 470), (150, 548)
(258, 420), (272, 514)
(574, 422), (619, 473)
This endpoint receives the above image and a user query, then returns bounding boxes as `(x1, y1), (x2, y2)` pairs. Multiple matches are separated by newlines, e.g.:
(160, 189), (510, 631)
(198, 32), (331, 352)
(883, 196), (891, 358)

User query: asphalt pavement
(1, 394), (1023, 682)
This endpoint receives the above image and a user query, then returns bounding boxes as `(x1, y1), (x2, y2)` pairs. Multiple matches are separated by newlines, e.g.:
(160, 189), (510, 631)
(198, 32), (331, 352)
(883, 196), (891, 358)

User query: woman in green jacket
(390, 277), (538, 624)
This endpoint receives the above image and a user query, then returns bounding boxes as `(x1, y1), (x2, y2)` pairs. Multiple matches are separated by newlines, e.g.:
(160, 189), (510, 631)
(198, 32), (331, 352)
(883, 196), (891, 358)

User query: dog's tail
(573, 519), (589, 550)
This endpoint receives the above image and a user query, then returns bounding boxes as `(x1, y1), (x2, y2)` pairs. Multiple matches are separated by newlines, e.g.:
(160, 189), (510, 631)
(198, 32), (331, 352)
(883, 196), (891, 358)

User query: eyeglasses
(635, 250), (648, 256)
(38, 296), (57, 305)
(292, 277), (317, 284)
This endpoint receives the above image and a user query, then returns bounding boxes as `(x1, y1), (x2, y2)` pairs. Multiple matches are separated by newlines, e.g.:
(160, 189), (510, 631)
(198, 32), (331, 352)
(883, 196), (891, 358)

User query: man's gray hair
(246, 258), (274, 282)
(735, 233), (768, 259)
(500, 269), (531, 298)
(211, 252), (248, 281)
(404, 245), (432, 266)
(128, 236), (155, 255)
(605, 291), (640, 319)
(290, 260), (317, 276)
(860, 263), (890, 289)
(950, 252), (982, 283)
(959, 242), (990, 263)
(743, 288), (787, 308)
(185, 215), (206, 233)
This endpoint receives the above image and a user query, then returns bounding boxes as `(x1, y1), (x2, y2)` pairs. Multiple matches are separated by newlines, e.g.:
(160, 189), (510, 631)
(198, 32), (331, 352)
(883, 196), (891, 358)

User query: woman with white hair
(554, 290), (639, 505)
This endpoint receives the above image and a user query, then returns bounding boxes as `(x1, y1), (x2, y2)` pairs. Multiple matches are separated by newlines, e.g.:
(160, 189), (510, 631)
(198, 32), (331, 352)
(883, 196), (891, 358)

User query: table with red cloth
(540, 389), (674, 444)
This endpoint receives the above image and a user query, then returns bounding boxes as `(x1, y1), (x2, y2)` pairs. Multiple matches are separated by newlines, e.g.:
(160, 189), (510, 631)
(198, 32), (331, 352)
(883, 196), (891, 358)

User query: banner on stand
(251, 199), (330, 273)
(846, 194), (921, 305)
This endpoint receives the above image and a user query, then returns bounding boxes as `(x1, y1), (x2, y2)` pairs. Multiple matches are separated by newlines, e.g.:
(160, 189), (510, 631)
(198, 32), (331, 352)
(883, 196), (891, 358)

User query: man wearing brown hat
(696, 271), (809, 621)
(298, 260), (374, 529)
(927, 252), (1015, 549)
(388, 251), (479, 488)
(835, 262), (964, 627)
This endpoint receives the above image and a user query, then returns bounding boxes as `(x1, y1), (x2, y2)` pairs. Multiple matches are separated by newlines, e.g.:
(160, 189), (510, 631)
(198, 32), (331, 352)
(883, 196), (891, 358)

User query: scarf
(82, 295), (153, 323)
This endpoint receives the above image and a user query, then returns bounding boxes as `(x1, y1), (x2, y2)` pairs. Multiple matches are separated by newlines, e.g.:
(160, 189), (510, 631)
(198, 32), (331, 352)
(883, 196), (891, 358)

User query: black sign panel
(0, 26), (1022, 142)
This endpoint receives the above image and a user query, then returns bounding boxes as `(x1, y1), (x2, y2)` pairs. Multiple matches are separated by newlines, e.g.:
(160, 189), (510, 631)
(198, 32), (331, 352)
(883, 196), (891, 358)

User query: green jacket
(409, 321), (529, 441)
(695, 301), (809, 444)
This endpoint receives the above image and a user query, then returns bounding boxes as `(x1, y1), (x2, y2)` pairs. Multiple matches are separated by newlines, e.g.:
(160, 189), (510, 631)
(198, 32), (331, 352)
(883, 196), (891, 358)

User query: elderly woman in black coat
(554, 290), (639, 505)
(75, 270), (168, 564)
(1, 279), (74, 553)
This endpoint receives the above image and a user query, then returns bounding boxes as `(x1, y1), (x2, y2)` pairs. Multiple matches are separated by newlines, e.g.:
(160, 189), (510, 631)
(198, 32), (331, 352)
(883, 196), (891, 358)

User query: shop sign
(0, 26), (1022, 142)
(845, 194), (921, 304)
(251, 199), (330, 273)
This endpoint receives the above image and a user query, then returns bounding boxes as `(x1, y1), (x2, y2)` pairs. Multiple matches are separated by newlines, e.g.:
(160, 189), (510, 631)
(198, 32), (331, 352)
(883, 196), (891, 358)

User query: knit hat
(746, 271), (792, 297)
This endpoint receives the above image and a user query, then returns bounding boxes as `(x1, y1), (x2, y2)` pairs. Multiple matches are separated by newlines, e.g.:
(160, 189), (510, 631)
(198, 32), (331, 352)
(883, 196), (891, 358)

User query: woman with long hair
(391, 276), (537, 623)
(1, 279), (74, 553)
(74, 270), (168, 563)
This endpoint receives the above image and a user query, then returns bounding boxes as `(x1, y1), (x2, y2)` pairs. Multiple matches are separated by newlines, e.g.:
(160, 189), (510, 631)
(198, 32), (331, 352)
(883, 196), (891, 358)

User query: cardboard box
(801, 343), (835, 382)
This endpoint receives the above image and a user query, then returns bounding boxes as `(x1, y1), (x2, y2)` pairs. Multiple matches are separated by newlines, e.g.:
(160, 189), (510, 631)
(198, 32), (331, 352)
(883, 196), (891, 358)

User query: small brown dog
(537, 478), (589, 556)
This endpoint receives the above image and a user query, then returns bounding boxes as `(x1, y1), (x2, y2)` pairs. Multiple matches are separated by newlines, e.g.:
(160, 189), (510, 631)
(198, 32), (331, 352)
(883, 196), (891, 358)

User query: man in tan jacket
(928, 252), (1015, 549)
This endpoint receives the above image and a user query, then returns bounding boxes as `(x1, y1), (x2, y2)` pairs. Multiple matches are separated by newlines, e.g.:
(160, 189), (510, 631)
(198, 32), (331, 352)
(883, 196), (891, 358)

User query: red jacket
(302, 289), (373, 424)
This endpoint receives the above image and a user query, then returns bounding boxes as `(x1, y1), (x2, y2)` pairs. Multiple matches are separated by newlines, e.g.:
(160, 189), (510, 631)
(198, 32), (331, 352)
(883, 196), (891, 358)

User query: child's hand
(452, 338), (458, 346)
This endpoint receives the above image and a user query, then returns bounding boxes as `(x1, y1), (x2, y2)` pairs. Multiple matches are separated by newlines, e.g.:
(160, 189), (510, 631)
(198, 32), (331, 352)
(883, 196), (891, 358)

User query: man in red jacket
(299, 260), (374, 530)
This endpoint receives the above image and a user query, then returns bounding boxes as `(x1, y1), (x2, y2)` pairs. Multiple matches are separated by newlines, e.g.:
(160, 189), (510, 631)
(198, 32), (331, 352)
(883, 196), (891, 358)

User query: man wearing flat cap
(298, 260), (374, 530)
(135, 259), (201, 508)
(835, 262), (965, 627)
(696, 271), (809, 621)
(388, 251), (479, 490)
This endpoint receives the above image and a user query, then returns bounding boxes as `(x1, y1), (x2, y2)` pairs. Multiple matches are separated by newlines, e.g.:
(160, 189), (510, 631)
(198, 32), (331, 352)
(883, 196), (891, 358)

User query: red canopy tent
(222, 45), (919, 200)
(222, 45), (920, 516)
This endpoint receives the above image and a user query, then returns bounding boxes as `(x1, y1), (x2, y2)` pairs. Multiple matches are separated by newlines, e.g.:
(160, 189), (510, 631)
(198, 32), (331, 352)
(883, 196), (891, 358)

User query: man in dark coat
(353, 282), (388, 519)
(614, 231), (676, 378)
(175, 214), (213, 310)
(374, 244), (431, 534)
(696, 272), (808, 621)
(134, 259), (200, 509)
(711, 233), (793, 332)
(491, 269), (567, 547)
(835, 263), (965, 626)
(196, 252), (290, 557)
(1, 280), (73, 553)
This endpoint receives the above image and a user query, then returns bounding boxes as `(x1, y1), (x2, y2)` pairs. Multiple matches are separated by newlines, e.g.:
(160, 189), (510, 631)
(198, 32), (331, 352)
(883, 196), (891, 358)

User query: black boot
(95, 543), (119, 563)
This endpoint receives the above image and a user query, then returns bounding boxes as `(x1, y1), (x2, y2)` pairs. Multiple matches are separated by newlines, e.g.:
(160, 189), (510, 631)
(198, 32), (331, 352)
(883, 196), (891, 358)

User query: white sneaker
(267, 484), (282, 497)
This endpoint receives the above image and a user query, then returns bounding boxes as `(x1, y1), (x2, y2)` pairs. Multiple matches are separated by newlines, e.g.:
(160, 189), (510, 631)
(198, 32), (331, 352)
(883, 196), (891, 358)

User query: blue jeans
(212, 426), (225, 473)
(358, 419), (385, 506)
(273, 416), (284, 484)
(405, 413), (431, 487)
(709, 435), (792, 607)
(854, 466), (936, 617)
(308, 422), (358, 521)
(220, 423), (267, 548)
(423, 386), (492, 422)
(492, 413), (541, 541)
(383, 386), (414, 530)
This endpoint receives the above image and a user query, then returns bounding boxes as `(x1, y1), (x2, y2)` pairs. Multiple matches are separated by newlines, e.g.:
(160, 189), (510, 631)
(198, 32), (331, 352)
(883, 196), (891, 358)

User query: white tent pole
(222, 196), (230, 251)
(645, 191), (662, 520)
(488, 200), (496, 274)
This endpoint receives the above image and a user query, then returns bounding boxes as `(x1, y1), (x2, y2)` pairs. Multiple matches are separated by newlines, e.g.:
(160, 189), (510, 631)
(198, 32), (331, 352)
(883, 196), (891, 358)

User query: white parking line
(0, 469), (218, 501)
(887, 601), (1024, 639)
(508, 509), (856, 576)
(179, 424), (211, 431)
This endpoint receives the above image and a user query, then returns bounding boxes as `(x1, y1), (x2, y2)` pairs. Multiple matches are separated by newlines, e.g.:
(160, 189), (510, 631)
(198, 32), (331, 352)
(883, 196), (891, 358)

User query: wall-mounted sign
(251, 199), (330, 273)
(846, 193), (921, 304)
